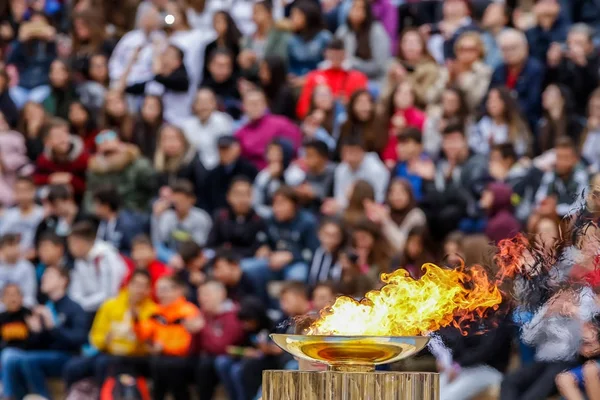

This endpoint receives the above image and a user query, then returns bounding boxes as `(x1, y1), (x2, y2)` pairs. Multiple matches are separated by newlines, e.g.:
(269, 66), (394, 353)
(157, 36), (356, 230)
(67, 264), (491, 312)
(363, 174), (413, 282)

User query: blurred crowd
(1, 0), (600, 399)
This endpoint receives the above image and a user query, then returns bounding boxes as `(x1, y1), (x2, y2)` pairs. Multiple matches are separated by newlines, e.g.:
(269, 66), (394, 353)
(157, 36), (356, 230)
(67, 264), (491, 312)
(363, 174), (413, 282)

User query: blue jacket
(287, 31), (332, 76)
(7, 40), (57, 90)
(394, 154), (430, 202)
(97, 210), (149, 256)
(266, 210), (319, 264)
(525, 15), (569, 63)
(490, 57), (545, 128)
(30, 296), (88, 353)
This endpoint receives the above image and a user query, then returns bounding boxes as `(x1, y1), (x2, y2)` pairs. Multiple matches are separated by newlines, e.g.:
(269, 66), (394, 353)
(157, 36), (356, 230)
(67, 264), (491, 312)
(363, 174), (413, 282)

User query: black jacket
(204, 159), (258, 214)
(207, 207), (267, 258)
(0, 90), (18, 128)
(156, 151), (208, 210)
(126, 64), (190, 95)
(199, 74), (241, 119)
(0, 307), (32, 349)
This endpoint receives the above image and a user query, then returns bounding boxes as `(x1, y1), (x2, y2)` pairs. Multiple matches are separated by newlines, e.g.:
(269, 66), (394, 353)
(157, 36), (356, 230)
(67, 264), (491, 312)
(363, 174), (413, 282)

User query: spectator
(134, 275), (202, 400)
(77, 53), (110, 116)
(342, 179), (375, 229)
(42, 59), (79, 120)
(202, 11), (242, 80)
(70, 10), (114, 78)
(127, 235), (171, 297)
(0, 176), (44, 257)
(0, 233), (37, 310)
(470, 86), (532, 157)
(181, 88), (234, 170)
(534, 137), (588, 218)
(301, 84), (342, 142)
(481, 182), (521, 244)
(200, 49), (241, 119)
(546, 23), (599, 115)
(62, 269), (157, 388)
(132, 95), (163, 160)
(235, 89), (302, 170)
(207, 176), (268, 259)
(334, 0), (391, 83)
(212, 250), (258, 303)
(480, 2), (510, 69)
(239, 0), (290, 81)
(526, 0), (569, 63)
(1, 265), (87, 400)
(67, 220), (128, 313)
(336, 247), (375, 297)
(194, 280), (245, 399)
(537, 84), (585, 155)
(99, 89), (134, 142)
(92, 186), (147, 255)
(280, 281), (311, 318)
(6, 12), (57, 108)
(0, 284), (32, 350)
(177, 240), (208, 303)
(154, 124), (207, 208)
(18, 101), (49, 162)
(253, 138), (305, 218)
(151, 179), (213, 261)
(257, 56), (297, 121)
(0, 70), (18, 128)
(307, 218), (345, 287)
(287, 0), (332, 78)
(396, 226), (434, 279)
(581, 88), (600, 171)
(311, 281), (336, 310)
(389, 128), (432, 202)
(68, 101), (99, 154)
(490, 28), (545, 128)
(204, 136), (258, 214)
(336, 90), (385, 159)
(85, 129), (156, 213)
(296, 38), (368, 120)
(0, 117), (32, 207)
(297, 140), (335, 213)
(351, 218), (393, 280)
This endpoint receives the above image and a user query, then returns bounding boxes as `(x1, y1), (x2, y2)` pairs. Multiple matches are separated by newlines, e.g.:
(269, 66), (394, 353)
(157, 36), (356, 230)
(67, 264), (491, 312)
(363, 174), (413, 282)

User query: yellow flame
(307, 263), (503, 336)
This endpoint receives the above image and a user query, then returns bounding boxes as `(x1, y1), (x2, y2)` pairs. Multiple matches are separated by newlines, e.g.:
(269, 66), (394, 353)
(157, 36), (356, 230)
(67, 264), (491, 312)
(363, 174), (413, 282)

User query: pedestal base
(262, 370), (439, 400)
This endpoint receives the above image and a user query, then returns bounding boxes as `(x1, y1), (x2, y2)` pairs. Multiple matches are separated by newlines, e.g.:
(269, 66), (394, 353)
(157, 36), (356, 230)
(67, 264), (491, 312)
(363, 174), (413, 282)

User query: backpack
(100, 374), (151, 400)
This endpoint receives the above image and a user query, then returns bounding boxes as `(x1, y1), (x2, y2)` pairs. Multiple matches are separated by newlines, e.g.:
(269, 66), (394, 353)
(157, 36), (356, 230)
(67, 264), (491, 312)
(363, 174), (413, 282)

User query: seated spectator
(213, 249), (259, 303)
(92, 186), (147, 255)
(0, 112), (31, 207)
(0, 70), (18, 128)
(300, 85), (341, 148)
(0, 284), (32, 350)
(126, 235), (171, 298)
(380, 82), (426, 167)
(280, 281), (311, 318)
(181, 88), (233, 171)
(470, 86), (532, 157)
(534, 137), (588, 218)
(69, 9), (114, 79)
(0, 233), (37, 310)
(351, 218), (394, 281)
(254, 138), (306, 218)
(200, 49), (242, 119)
(207, 176), (267, 259)
(391, 128), (431, 201)
(134, 275), (202, 400)
(334, 0), (390, 84)
(581, 88), (600, 171)
(195, 280), (245, 399)
(202, 11), (242, 80)
(311, 281), (336, 311)
(297, 140), (335, 213)
(77, 53), (110, 116)
(63, 269), (157, 388)
(6, 12), (57, 108)
(0, 176), (44, 258)
(481, 182), (521, 244)
(480, 2), (510, 69)
(546, 23), (599, 116)
(1, 265), (87, 400)
(204, 136), (258, 214)
(336, 90), (385, 159)
(325, 135), (389, 213)
(287, 1), (332, 78)
(131, 95), (163, 160)
(67, 221), (128, 313)
(307, 218), (345, 287)
(396, 226), (434, 280)
(235, 89), (302, 170)
(257, 56), (297, 121)
(297, 38), (368, 120)
(342, 180), (375, 229)
(176, 240), (208, 303)
(99, 89), (135, 142)
(242, 186), (319, 300)
(154, 124), (207, 208)
(85, 130), (156, 213)
(68, 101), (99, 154)
(33, 118), (89, 198)
(19, 101), (49, 162)
(42, 59), (79, 120)
(336, 247), (376, 298)
(525, 0), (569, 63)
(490, 29), (544, 128)
(35, 232), (67, 298)
(152, 180), (213, 262)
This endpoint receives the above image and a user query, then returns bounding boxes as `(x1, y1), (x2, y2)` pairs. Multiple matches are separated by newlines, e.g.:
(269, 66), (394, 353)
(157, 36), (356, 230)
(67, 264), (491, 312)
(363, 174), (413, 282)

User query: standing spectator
(0, 177), (44, 257)
(181, 88), (233, 171)
(546, 23), (599, 115)
(0, 115), (32, 207)
(154, 124), (207, 208)
(202, 11), (242, 80)
(526, 0), (569, 63)
(85, 130), (156, 213)
(235, 89), (302, 170)
(581, 88), (600, 171)
(200, 49), (242, 119)
(92, 186), (148, 256)
(18, 101), (48, 162)
(132, 95), (163, 160)
(33, 118), (90, 198)
(481, 182), (521, 244)
(490, 29), (545, 128)
(1, 265), (87, 400)
(0, 233), (37, 310)
(68, 101), (99, 154)
(296, 39), (368, 120)
(287, 1), (332, 78)
(335, 0), (391, 84)
(257, 56), (297, 121)
(42, 59), (79, 120)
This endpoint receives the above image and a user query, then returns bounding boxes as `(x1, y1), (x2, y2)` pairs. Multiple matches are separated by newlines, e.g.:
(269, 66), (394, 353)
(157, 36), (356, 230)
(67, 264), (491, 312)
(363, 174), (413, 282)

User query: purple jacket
(485, 183), (521, 245)
(235, 115), (302, 170)
(371, 0), (398, 55)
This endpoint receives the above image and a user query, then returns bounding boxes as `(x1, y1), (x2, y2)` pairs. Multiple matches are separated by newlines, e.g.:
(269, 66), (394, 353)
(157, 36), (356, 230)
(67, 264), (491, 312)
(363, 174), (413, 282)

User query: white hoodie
(333, 152), (390, 207)
(69, 241), (128, 313)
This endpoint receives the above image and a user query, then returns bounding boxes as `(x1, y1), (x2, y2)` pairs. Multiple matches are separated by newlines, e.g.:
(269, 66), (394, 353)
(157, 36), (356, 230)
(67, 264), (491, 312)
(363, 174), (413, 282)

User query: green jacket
(42, 86), (79, 120)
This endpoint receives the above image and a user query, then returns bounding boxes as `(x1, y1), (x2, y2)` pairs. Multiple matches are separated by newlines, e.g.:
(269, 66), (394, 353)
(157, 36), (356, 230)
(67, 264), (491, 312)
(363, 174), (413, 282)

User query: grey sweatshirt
(0, 260), (37, 310)
(151, 207), (213, 248)
(334, 152), (390, 207)
(335, 22), (391, 81)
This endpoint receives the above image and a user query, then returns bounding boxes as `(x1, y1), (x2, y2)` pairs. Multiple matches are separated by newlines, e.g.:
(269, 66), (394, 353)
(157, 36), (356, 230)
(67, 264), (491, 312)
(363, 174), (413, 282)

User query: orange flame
(494, 234), (530, 281)
(307, 263), (503, 336)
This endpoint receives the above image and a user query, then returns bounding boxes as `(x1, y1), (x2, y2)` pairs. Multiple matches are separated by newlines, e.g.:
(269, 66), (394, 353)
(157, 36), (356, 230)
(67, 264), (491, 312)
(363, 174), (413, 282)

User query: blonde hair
(455, 31), (486, 60)
(154, 124), (193, 173)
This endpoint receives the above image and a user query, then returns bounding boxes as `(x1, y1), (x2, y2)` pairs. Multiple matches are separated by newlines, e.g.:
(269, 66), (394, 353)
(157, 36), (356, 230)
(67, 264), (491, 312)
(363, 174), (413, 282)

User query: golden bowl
(270, 334), (430, 371)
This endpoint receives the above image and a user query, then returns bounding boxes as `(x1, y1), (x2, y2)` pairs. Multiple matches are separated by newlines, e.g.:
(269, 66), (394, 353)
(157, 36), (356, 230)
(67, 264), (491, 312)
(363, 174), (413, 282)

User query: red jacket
(122, 259), (172, 301)
(296, 67), (368, 119)
(33, 136), (89, 195)
(194, 301), (244, 356)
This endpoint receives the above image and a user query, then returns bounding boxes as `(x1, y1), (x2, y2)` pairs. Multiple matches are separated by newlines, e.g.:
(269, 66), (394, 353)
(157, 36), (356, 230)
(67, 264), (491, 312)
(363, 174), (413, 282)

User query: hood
(89, 144), (141, 174)
(488, 182), (513, 216)
(44, 135), (84, 162)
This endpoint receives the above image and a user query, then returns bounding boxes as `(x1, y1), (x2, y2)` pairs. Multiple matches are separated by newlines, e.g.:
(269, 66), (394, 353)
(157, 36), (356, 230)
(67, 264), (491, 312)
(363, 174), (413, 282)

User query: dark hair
(313, 281), (337, 296)
(273, 185), (300, 205)
(69, 101), (97, 136)
(168, 45), (185, 62)
(442, 122), (465, 136)
(292, 0), (325, 41)
(280, 281), (309, 299)
(47, 184), (73, 203)
(339, 133), (366, 149)
(131, 234), (153, 249)
(92, 186), (121, 211)
(228, 175), (253, 192)
(38, 232), (65, 247)
(327, 38), (345, 51)
(346, 0), (373, 60)
(0, 234), (20, 247)
(213, 248), (241, 265)
(214, 11), (242, 50)
(338, 90), (385, 155)
(158, 274), (186, 289)
(129, 268), (152, 283)
(208, 47), (235, 64)
(45, 264), (70, 285)
(304, 139), (330, 158)
(171, 179), (196, 197)
(42, 118), (69, 141)
(237, 296), (272, 331)
(260, 56), (288, 105)
(397, 127), (422, 144)
(443, 86), (470, 122)
(318, 217), (347, 250)
(255, 0), (273, 13)
(386, 178), (417, 226)
(178, 240), (204, 264)
(555, 136), (577, 152)
(491, 143), (517, 161)
(2, 283), (22, 297)
(69, 221), (98, 242)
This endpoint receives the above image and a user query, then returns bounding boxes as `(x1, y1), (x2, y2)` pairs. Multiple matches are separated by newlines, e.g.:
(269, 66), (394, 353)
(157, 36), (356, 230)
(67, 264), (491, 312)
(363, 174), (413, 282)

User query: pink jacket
(0, 131), (32, 207)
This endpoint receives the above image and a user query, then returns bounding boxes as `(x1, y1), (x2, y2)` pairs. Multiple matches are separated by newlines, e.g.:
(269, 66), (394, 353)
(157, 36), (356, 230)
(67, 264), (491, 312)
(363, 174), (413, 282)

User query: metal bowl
(270, 335), (430, 370)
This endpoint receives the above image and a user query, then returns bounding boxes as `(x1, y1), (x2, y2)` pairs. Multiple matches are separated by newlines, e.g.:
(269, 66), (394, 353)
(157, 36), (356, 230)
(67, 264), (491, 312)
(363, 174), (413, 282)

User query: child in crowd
(391, 127), (432, 202)
(297, 140), (335, 214)
(307, 218), (345, 287)
(337, 248), (376, 298)
(126, 234), (171, 299)
(0, 233), (37, 310)
(279, 281), (311, 319)
(0, 284), (32, 350)
(177, 240), (208, 305)
(311, 282), (337, 312)
(212, 248), (257, 303)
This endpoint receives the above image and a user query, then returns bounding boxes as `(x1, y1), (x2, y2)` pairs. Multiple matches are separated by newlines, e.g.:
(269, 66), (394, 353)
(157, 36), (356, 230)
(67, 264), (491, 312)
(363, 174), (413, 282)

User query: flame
(307, 263), (502, 336)
(494, 234), (530, 280)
